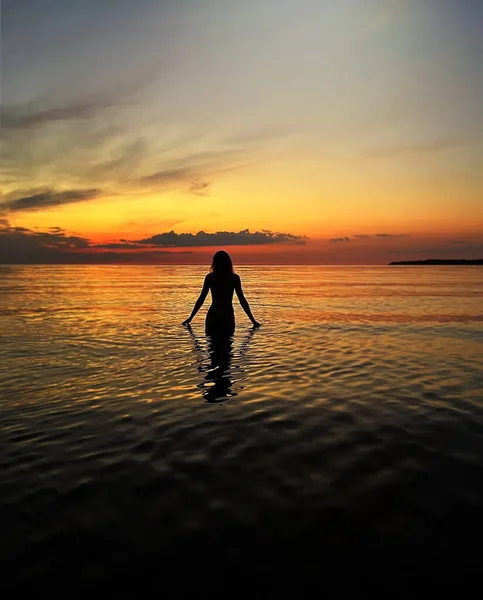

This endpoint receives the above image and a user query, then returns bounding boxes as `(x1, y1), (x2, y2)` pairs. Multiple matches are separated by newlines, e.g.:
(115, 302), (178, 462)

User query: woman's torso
(208, 272), (236, 309)
(205, 272), (236, 334)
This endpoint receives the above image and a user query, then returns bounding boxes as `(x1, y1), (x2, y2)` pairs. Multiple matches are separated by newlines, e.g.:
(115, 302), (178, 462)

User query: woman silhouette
(182, 250), (260, 334)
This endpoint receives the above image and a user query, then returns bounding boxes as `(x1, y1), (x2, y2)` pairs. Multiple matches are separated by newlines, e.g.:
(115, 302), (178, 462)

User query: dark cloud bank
(0, 224), (306, 264)
(133, 229), (306, 247)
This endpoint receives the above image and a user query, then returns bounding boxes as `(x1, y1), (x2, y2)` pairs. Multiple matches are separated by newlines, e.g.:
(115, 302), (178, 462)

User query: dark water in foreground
(1, 265), (483, 590)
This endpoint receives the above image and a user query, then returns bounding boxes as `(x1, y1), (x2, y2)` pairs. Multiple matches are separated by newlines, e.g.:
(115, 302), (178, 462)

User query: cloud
(137, 148), (256, 195)
(447, 240), (466, 244)
(132, 229), (307, 247)
(139, 167), (192, 186)
(2, 98), (118, 131)
(1, 72), (156, 132)
(119, 218), (184, 233)
(91, 243), (147, 250)
(0, 188), (102, 213)
(189, 181), (210, 195)
(0, 224), (304, 263)
(0, 224), (194, 264)
(0, 223), (90, 263)
(374, 233), (409, 237)
(1, 79), (286, 208)
(2, 72), (267, 207)
(328, 237), (351, 243)
(138, 167), (213, 196)
(334, 233), (411, 242)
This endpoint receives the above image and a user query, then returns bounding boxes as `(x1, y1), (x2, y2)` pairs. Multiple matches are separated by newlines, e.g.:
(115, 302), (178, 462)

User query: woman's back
(182, 250), (260, 332)
(208, 272), (236, 307)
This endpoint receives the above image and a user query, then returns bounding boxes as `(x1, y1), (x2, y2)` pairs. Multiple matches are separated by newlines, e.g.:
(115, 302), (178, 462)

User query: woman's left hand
(182, 319), (192, 326)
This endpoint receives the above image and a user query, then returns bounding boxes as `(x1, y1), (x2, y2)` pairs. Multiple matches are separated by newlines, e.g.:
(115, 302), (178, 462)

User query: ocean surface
(1, 265), (483, 590)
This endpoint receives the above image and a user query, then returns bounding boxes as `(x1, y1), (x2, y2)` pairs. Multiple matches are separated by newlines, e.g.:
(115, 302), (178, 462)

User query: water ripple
(1, 266), (483, 587)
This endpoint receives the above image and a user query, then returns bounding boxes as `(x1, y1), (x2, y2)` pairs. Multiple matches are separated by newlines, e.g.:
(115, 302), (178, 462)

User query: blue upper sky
(4, 0), (482, 140)
(1, 0), (482, 263)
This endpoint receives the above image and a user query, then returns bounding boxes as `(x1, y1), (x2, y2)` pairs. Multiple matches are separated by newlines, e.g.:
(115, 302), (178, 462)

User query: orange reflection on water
(0, 264), (482, 410)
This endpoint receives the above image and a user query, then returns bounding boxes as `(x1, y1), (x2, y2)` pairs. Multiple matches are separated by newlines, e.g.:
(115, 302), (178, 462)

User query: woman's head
(211, 250), (234, 276)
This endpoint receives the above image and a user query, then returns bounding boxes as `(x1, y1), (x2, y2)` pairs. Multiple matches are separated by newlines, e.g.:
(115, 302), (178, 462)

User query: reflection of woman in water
(186, 317), (258, 402)
(182, 250), (260, 333)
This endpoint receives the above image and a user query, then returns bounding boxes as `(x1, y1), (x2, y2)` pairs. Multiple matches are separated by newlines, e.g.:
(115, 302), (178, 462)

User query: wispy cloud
(333, 233), (411, 242)
(1, 111), (278, 206)
(133, 229), (307, 247)
(328, 237), (351, 243)
(2, 97), (119, 131)
(374, 233), (410, 237)
(1, 71), (157, 132)
(0, 188), (102, 213)
(139, 167), (194, 186)
(91, 242), (147, 250)
(136, 147), (257, 196)
(119, 218), (184, 233)
(138, 166), (211, 196)
(189, 181), (210, 196)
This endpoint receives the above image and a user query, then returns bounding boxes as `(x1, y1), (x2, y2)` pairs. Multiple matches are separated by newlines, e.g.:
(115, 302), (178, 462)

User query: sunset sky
(1, 0), (482, 264)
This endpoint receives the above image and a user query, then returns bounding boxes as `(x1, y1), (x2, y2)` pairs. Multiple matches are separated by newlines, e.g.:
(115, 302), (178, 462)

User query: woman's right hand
(252, 321), (261, 328)
(182, 318), (192, 326)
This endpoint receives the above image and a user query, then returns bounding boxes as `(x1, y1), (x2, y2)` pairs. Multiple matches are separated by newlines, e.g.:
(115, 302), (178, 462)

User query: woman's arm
(235, 275), (260, 327)
(182, 276), (210, 324)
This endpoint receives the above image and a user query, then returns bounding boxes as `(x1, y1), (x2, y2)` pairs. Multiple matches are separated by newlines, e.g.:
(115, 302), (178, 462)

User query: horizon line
(2, 261), (483, 267)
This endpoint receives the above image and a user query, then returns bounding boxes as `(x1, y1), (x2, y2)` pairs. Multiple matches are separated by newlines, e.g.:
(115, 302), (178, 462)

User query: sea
(1, 265), (482, 591)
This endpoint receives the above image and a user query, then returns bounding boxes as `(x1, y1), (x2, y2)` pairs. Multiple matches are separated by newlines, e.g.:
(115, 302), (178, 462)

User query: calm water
(1, 265), (483, 589)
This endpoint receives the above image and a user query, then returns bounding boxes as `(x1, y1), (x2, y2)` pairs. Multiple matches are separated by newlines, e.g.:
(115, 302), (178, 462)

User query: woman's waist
(208, 303), (234, 312)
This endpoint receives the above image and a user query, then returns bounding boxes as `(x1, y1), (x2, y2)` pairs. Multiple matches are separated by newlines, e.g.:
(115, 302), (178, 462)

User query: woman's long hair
(210, 250), (234, 277)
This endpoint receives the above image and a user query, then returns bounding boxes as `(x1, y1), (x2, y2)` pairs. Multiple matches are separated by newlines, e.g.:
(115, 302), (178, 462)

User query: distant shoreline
(389, 259), (483, 266)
